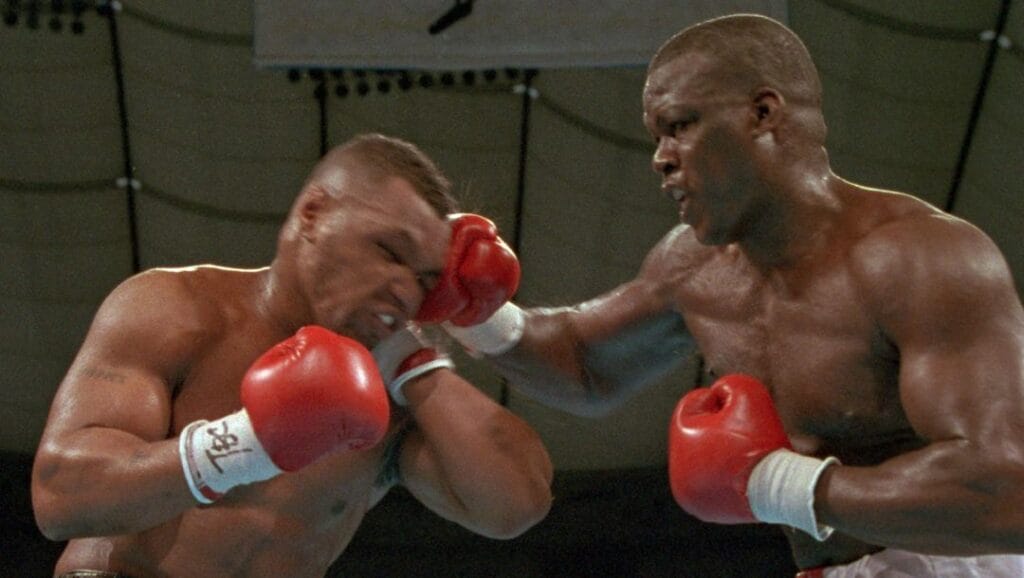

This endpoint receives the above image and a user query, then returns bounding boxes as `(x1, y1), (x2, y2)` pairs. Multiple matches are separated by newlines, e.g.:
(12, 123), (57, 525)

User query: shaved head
(650, 14), (821, 104)
(649, 14), (825, 143)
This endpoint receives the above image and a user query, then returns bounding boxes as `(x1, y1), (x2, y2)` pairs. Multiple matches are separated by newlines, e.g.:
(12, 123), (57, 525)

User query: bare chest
(677, 257), (913, 459)
(165, 334), (400, 553)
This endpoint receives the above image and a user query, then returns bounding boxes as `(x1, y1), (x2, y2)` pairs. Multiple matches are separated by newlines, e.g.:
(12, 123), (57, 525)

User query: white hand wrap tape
(179, 409), (282, 504)
(747, 448), (839, 541)
(443, 301), (525, 357)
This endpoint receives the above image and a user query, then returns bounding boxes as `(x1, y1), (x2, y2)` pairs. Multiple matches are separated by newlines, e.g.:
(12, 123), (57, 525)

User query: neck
(257, 260), (310, 339)
(737, 168), (840, 269)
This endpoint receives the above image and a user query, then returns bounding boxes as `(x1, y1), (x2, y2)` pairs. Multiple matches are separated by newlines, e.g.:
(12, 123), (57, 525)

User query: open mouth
(664, 186), (686, 203)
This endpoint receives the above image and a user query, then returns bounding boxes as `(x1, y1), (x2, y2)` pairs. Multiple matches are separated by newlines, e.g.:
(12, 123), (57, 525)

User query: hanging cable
(496, 69), (538, 408)
(944, 0), (1013, 213)
(139, 184), (286, 224)
(811, 0), (982, 42)
(100, 0), (141, 272)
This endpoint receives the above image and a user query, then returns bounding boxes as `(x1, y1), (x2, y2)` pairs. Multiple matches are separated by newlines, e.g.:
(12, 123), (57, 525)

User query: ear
(750, 87), (784, 136)
(296, 186), (328, 242)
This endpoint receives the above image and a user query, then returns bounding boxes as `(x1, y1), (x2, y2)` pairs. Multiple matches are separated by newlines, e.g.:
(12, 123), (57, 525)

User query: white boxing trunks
(795, 548), (1024, 577)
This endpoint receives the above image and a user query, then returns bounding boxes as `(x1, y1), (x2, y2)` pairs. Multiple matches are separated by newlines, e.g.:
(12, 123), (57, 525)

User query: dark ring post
(500, 68), (538, 407)
(944, 0), (1012, 213)
(103, 1), (140, 272)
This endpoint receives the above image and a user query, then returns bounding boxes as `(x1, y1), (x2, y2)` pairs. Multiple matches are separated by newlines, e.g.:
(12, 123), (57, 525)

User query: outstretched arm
(488, 282), (693, 417)
(444, 225), (697, 417)
(816, 215), (1024, 554)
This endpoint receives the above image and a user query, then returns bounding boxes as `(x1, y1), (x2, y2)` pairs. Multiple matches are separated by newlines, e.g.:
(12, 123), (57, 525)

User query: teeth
(377, 313), (395, 327)
(668, 188), (686, 202)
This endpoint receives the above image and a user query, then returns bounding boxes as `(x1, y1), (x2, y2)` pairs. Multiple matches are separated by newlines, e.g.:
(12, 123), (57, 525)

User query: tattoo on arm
(375, 420), (413, 489)
(78, 366), (128, 384)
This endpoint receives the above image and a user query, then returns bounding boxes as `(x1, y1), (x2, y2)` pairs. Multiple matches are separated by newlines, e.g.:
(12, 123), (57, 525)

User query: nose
(652, 138), (679, 179)
(388, 269), (423, 321)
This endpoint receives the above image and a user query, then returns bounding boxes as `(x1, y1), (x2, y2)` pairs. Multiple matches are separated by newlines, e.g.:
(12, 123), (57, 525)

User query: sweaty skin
(32, 140), (553, 577)
(480, 17), (1024, 570)
(43, 268), (404, 575)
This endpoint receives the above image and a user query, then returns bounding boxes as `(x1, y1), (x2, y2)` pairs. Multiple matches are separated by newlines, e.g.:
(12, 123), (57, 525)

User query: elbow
(478, 486), (553, 540)
(32, 455), (70, 541)
(568, 378), (632, 419)
(37, 518), (72, 543)
(475, 457), (554, 540)
(568, 396), (623, 419)
(507, 478), (554, 538)
(569, 361), (660, 418)
(522, 370), (630, 418)
(31, 453), (105, 541)
(33, 486), (75, 542)
(33, 483), (134, 541)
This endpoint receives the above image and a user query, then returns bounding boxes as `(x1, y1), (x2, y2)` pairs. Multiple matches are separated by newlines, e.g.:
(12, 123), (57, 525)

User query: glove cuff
(388, 354), (455, 406)
(373, 324), (456, 405)
(443, 301), (525, 357)
(179, 409), (282, 504)
(747, 448), (840, 541)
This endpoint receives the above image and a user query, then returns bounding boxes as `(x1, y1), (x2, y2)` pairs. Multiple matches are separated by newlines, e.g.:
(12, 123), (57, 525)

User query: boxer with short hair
(31, 134), (553, 578)
(435, 14), (1024, 576)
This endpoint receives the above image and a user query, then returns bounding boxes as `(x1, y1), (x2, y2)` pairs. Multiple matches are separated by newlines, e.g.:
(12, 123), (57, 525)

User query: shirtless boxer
(31, 134), (553, 578)
(433, 14), (1024, 577)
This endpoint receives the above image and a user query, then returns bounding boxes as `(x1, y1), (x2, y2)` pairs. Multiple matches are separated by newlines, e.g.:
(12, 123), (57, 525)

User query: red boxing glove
(242, 326), (390, 469)
(416, 213), (520, 327)
(668, 374), (790, 524)
(179, 326), (390, 503)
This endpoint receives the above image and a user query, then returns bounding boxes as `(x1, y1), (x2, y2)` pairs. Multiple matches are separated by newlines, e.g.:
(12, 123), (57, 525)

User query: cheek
(701, 132), (753, 197)
(700, 127), (738, 170)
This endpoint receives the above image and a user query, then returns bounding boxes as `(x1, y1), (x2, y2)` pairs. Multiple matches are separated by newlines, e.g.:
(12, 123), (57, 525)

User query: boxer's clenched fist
(416, 213), (520, 327)
(669, 374), (838, 540)
(179, 326), (390, 503)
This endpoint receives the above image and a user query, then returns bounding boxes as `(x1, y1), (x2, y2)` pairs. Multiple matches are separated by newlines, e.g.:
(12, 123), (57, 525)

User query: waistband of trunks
(58, 571), (130, 578)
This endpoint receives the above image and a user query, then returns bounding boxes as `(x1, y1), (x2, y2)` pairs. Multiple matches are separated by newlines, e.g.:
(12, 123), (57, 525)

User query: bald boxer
(435, 14), (1024, 577)
(31, 134), (553, 578)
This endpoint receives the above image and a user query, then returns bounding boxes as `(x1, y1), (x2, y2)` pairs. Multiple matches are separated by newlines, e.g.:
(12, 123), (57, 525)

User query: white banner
(253, 1), (789, 70)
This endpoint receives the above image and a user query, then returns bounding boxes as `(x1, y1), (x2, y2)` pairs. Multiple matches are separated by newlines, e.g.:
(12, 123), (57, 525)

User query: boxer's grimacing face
(643, 52), (764, 246)
(300, 169), (448, 348)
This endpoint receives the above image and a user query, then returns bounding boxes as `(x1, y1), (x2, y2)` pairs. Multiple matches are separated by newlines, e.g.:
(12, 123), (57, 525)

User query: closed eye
(378, 242), (400, 262)
(670, 118), (694, 137)
(417, 271), (440, 293)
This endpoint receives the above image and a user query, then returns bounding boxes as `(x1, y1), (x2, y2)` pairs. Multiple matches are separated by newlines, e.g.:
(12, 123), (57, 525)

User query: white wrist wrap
(388, 357), (455, 406)
(747, 448), (839, 541)
(373, 323), (455, 406)
(443, 301), (525, 356)
(179, 409), (282, 504)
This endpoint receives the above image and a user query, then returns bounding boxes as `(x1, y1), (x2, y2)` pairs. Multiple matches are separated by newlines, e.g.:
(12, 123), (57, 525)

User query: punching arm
(434, 221), (697, 417)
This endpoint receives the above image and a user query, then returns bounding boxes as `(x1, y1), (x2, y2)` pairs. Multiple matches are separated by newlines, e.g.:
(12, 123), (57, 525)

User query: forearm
(32, 428), (195, 540)
(403, 370), (553, 537)
(816, 441), (1024, 554)
(485, 306), (691, 417)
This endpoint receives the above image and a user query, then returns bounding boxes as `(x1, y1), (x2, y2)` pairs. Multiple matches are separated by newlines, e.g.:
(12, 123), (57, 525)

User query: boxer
(430, 14), (1024, 576)
(32, 134), (553, 577)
